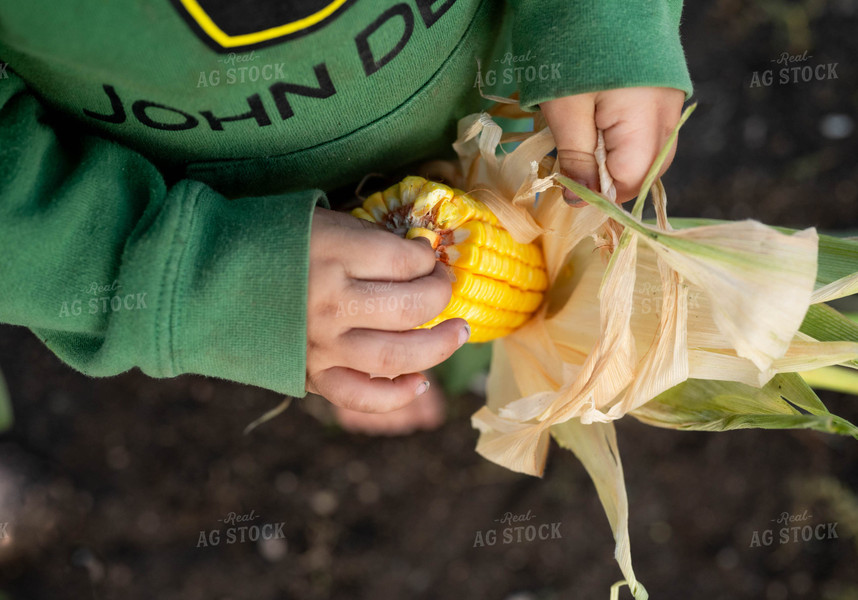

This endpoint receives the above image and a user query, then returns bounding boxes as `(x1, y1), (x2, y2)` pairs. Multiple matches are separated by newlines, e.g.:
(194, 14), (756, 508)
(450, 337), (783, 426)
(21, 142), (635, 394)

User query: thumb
(540, 94), (599, 204)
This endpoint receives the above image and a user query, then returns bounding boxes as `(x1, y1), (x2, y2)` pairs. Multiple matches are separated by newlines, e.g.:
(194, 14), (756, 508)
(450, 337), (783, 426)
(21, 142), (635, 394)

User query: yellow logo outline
(177, 0), (350, 48)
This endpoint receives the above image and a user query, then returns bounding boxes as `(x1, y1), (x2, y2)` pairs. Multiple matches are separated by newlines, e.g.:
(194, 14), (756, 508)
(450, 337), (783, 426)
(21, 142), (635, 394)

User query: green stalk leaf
(817, 235), (858, 287)
(631, 373), (858, 439)
(800, 367), (858, 395)
(557, 175), (650, 235)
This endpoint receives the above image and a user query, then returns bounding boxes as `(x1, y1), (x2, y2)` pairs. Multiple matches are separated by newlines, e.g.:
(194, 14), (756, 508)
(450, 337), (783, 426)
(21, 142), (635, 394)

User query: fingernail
(458, 322), (471, 346)
(416, 380), (430, 397)
(563, 179), (593, 207)
(563, 189), (587, 207)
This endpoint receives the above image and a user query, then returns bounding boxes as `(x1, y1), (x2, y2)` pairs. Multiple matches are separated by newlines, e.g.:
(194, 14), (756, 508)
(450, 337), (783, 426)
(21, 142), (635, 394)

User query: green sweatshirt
(0, 0), (692, 397)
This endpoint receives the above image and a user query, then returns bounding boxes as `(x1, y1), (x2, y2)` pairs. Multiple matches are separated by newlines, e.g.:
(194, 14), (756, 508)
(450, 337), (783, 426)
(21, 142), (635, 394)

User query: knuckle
(377, 340), (408, 373)
(345, 392), (373, 413)
(396, 292), (427, 326)
(556, 148), (595, 166)
(425, 278), (453, 316)
(389, 251), (417, 280)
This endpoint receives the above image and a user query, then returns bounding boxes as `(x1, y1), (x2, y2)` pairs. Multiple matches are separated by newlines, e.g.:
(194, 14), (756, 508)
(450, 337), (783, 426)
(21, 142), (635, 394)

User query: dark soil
(2, 2), (858, 599)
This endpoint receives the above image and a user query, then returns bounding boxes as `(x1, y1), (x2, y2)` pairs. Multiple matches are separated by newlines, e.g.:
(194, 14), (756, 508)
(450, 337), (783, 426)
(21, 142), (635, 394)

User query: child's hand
(540, 87), (686, 204)
(306, 207), (469, 413)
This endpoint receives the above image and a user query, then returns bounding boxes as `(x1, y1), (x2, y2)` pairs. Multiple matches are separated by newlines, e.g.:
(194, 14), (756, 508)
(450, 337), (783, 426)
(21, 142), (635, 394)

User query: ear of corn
(351, 176), (548, 342)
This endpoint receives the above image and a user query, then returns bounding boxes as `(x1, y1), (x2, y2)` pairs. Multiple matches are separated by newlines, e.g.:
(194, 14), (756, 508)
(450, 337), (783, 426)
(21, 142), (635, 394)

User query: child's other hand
(540, 87), (685, 204)
(333, 373), (445, 436)
(305, 208), (469, 414)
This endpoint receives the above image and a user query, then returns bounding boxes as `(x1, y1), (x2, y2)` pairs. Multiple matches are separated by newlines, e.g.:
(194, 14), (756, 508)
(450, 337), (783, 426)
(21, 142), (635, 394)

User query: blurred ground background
(2, 1), (858, 598)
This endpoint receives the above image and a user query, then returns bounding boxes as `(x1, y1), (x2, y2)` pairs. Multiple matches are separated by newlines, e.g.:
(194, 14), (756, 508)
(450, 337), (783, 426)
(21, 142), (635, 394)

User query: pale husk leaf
(811, 271), (858, 304)
(551, 419), (648, 600)
(605, 181), (689, 418)
(558, 176), (820, 375)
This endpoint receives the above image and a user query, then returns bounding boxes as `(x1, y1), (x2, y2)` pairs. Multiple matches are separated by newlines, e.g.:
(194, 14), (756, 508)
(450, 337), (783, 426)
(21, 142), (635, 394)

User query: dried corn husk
(449, 102), (858, 599)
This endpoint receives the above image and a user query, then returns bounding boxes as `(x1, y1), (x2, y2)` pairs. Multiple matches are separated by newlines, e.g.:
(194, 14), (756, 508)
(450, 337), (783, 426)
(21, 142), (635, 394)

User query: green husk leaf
(0, 368), (12, 432)
(632, 373), (858, 438)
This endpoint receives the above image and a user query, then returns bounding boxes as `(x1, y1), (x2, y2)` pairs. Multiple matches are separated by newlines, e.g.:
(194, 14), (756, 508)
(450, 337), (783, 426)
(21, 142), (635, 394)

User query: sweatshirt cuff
(124, 180), (327, 397)
(510, 0), (693, 111)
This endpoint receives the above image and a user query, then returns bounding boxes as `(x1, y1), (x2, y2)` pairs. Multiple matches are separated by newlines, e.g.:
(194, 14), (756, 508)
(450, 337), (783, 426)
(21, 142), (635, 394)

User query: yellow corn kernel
(351, 177), (549, 342)
(406, 227), (441, 249)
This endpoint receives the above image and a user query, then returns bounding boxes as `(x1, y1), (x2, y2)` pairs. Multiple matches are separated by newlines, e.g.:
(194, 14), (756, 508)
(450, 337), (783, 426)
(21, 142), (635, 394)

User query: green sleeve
(508, 0), (694, 111)
(0, 65), (326, 397)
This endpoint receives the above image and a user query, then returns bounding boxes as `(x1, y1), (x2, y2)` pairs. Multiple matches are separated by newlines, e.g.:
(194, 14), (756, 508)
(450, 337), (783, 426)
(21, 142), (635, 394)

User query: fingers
(594, 88), (685, 203)
(333, 386), (445, 436)
(309, 368), (430, 413)
(341, 262), (453, 330)
(541, 87), (686, 205)
(539, 93), (599, 204)
(343, 224), (438, 282)
(311, 208), (438, 281)
(307, 319), (467, 412)
(334, 318), (469, 377)
(307, 207), (467, 414)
